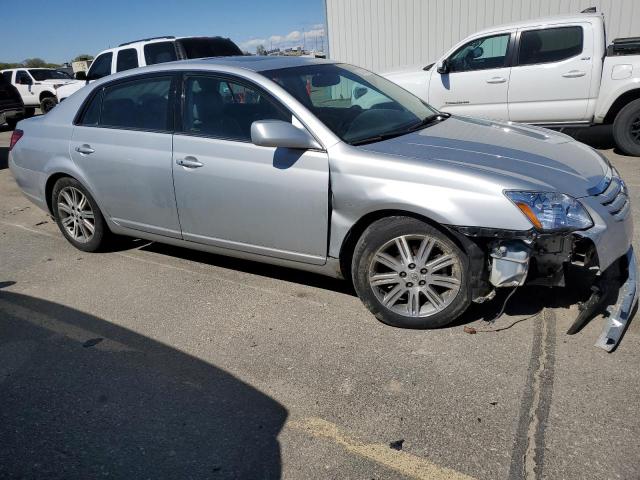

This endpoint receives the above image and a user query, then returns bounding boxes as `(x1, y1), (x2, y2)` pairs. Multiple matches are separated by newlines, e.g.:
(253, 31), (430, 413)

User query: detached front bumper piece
(595, 247), (638, 352)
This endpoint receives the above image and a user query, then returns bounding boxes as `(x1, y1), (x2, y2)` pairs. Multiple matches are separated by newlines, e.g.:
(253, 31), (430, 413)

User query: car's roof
(179, 55), (336, 72)
(1, 67), (58, 72)
(472, 13), (602, 36)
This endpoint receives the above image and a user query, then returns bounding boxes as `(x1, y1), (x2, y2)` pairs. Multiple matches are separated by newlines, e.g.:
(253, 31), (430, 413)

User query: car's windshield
(177, 37), (243, 58)
(263, 63), (438, 145)
(29, 69), (72, 81)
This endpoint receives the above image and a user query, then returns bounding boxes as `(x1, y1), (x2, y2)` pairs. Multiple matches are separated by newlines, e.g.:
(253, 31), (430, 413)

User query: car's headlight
(505, 191), (593, 231)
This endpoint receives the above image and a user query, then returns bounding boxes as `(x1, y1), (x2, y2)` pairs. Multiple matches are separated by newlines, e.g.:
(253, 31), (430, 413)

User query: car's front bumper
(594, 247), (638, 351)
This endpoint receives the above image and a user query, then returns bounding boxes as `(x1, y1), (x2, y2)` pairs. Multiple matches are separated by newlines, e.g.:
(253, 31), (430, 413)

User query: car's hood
(357, 115), (608, 197)
(55, 81), (86, 98)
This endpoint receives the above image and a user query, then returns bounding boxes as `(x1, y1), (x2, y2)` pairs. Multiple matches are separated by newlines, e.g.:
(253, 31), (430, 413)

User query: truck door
(508, 24), (593, 123)
(428, 32), (513, 121)
(15, 70), (37, 107)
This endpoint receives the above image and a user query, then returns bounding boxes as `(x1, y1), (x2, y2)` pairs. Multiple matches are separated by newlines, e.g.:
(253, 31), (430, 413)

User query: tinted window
(116, 48), (139, 72)
(78, 89), (103, 126)
(87, 53), (113, 80)
(182, 76), (290, 141)
(1, 72), (12, 83)
(518, 27), (583, 65)
(29, 69), (71, 80)
(144, 42), (177, 65)
(16, 70), (32, 84)
(101, 76), (172, 131)
(449, 34), (511, 72)
(176, 37), (242, 58)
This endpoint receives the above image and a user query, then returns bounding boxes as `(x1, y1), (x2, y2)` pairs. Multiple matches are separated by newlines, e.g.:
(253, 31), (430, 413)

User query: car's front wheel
(40, 96), (57, 113)
(352, 216), (471, 328)
(52, 177), (109, 252)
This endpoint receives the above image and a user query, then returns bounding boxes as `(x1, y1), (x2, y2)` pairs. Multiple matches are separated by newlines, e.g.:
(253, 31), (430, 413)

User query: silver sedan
(8, 57), (637, 349)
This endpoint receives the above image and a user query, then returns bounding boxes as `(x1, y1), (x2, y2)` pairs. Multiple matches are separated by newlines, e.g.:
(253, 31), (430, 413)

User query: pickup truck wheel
(40, 96), (57, 113)
(613, 98), (640, 157)
(352, 216), (471, 329)
(52, 177), (110, 252)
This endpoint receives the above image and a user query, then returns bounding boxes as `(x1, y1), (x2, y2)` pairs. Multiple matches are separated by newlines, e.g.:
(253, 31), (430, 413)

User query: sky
(1, 0), (326, 63)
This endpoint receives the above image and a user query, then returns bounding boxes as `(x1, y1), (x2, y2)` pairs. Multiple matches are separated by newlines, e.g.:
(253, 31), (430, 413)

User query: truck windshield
(264, 63), (439, 145)
(29, 69), (72, 81)
(176, 37), (243, 59)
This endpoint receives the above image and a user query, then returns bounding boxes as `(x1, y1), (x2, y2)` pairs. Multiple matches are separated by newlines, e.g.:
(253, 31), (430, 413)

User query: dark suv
(0, 73), (24, 129)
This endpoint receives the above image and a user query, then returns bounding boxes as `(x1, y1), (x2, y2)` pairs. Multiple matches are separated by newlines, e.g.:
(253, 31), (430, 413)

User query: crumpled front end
(455, 169), (637, 352)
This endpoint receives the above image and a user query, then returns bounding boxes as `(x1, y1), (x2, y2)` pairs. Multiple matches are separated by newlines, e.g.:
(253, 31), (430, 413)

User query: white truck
(0, 68), (81, 114)
(56, 35), (242, 102)
(382, 13), (640, 156)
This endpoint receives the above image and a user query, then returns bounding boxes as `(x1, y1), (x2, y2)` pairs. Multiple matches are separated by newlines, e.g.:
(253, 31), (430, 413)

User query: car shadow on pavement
(0, 286), (287, 480)
(140, 242), (355, 296)
(563, 124), (620, 152)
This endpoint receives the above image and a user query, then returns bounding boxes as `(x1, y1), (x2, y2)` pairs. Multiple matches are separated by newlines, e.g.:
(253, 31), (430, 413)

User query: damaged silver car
(8, 57), (637, 350)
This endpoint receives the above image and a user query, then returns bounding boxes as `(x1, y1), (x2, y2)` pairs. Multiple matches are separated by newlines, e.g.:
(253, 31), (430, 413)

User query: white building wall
(325, 0), (640, 72)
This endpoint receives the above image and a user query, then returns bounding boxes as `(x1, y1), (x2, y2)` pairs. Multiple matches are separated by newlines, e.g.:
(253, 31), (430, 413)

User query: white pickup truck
(0, 68), (81, 114)
(382, 13), (640, 156)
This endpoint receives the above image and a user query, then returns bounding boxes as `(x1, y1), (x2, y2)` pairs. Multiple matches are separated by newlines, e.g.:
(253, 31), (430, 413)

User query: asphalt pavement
(0, 124), (638, 480)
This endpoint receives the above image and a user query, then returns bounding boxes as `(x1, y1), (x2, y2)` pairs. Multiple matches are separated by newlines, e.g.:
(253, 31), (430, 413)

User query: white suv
(1, 68), (81, 114)
(56, 36), (242, 101)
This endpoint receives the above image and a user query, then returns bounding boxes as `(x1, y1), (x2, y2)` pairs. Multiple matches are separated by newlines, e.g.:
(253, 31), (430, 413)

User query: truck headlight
(505, 191), (593, 231)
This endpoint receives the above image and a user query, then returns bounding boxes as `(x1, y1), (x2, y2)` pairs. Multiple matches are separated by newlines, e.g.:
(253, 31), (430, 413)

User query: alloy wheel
(57, 186), (95, 243)
(368, 234), (462, 317)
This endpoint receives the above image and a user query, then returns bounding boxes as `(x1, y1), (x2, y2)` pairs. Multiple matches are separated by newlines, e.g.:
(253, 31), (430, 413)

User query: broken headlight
(505, 191), (593, 232)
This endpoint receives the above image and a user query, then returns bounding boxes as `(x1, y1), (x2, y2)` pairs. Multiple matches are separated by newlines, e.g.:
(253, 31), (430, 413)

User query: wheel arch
(603, 88), (640, 124)
(336, 209), (479, 283)
(39, 90), (56, 103)
(45, 172), (73, 215)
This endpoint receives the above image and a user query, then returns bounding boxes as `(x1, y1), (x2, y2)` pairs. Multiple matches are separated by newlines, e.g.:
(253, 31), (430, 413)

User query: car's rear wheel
(52, 177), (109, 252)
(352, 216), (471, 329)
(613, 98), (640, 157)
(40, 96), (57, 113)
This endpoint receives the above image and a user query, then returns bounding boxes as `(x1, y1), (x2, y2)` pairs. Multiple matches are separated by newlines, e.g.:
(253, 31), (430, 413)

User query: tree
(256, 44), (267, 56)
(73, 54), (93, 62)
(23, 58), (47, 68)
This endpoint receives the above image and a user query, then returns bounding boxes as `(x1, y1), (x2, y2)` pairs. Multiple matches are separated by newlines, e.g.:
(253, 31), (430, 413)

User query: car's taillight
(9, 129), (23, 151)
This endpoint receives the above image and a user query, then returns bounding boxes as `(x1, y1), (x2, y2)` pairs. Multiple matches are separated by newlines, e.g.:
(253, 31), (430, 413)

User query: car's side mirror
(251, 120), (321, 150)
(353, 86), (368, 99)
(75, 71), (87, 80)
(436, 59), (450, 74)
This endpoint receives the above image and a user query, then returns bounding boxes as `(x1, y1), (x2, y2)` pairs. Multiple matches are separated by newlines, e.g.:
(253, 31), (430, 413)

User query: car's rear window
(176, 37), (242, 58)
(144, 42), (178, 65)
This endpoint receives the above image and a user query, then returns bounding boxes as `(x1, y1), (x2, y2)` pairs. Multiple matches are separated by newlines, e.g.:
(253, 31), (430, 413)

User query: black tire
(5, 117), (17, 130)
(613, 98), (640, 157)
(351, 216), (471, 329)
(40, 96), (57, 113)
(52, 177), (110, 252)
(24, 107), (36, 117)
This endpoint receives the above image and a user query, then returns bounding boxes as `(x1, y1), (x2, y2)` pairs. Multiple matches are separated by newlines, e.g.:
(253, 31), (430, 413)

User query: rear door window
(143, 42), (178, 65)
(518, 26), (583, 65)
(87, 52), (113, 80)
(100, 76), (173, 131)
(116, 48), (139, 72)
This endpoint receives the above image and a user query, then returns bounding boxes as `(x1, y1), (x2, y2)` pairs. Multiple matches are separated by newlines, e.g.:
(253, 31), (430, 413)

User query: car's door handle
(486, 76), (507, 84)
(176, 156), (204, 168)
(75, 144), (95, 155)
(562, 70), (586, 78)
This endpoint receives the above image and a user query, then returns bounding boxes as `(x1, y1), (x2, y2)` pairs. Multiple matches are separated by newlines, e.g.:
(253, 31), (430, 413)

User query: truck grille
(595, 175), (630, 221)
